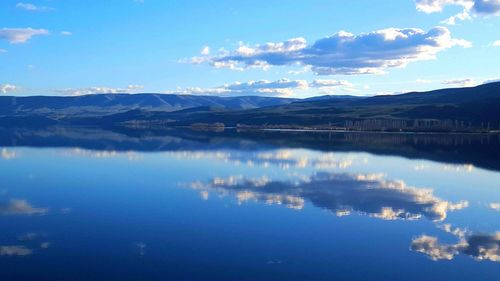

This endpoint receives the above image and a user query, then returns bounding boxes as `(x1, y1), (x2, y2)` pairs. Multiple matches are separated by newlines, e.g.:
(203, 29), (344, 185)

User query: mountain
(89, 82), (500, 132)
(0, 93), (299, 118)
(0, 82), (499, 132)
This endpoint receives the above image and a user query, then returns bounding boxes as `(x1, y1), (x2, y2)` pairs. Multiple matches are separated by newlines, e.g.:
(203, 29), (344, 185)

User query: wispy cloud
(0, 28), (49, 44)
(167, 79), (308, 97)
(442, 78), (478, 87)
(188, 27), (470, 75)
(56, 85), (144, 96)
(16, 2), (54, 12)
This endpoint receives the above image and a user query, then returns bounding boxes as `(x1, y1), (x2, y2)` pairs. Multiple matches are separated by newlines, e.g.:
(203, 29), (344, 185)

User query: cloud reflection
(489, 203), (500, 211)
(191, 172), (468, 221)
(0, 199), (48, 216)
(0, 245), (32, 256)
(411, 232), (500, 262)
(0, 148), (16, 160)
(173, 150), (354, 170)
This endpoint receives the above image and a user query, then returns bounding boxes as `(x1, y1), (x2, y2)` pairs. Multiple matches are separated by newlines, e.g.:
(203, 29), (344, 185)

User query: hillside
(86, 82), (500, 132)
(0, 93), (298, 117)
(0, 82), (499, 132)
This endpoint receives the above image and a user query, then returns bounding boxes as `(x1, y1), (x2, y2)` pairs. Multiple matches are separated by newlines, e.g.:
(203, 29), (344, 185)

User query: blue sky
(0, 0), (499, 97)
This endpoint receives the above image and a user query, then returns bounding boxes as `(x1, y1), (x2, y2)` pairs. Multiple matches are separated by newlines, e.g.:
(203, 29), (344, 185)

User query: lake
(1, 127), (499, 281)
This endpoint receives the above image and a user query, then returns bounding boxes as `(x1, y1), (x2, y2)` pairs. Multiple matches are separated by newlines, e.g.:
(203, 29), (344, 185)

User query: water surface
(1, 128), (499, 281)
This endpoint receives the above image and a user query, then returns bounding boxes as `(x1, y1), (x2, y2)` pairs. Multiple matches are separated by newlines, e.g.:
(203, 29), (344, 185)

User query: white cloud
(416, 0), (500, 24)
(0, 84), (18, 94)
(0, 49), (7, 53)
(441, 10), (473, 25)
(200, 46), (210, 55)
(16, 2), (53, 12)
(0, 28), (49, 44)
(57, 85), (145, 96)
(492, 40), (500, 47)
(442, 78), (477, 87)
(311, 79), (354, 88)
(168, 78), (309, 97)
(60, 31), (72, 36)
(192, 27), (469, 75)
(311, 79), (356, 93)
(416, 0), (473, 14)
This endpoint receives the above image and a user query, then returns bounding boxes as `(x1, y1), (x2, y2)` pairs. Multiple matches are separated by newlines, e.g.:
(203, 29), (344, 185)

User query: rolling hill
(0, 82), (499, 132)
(0, 93), (299, 117)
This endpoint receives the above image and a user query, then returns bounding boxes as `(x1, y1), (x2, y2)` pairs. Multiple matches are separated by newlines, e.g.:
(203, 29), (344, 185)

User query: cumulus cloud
(168, 78), (309, 97)
(416, 0), (500, 25)
(57, 85), (144, 96)
(411, 232), (500, 262)
(189, 27), (469, 75)
(416, 0), (473, 13)
(190, 172), (468, 220)
(0, 245), (32, 256)
(0, 84), (18, 94)
(0, 28), (49, 44)
(442, 78), (477, 87)
(16, 2), (53, 12)
(0, 199), (48, 216)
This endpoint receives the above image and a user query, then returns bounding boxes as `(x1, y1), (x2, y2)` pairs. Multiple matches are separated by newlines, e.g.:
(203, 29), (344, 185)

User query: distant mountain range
(0, 82), (499, 132)
(0, 94), (297, 117)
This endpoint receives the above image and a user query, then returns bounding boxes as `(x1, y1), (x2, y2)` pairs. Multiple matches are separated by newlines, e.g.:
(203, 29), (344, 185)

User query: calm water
(1, 128), (499, 281)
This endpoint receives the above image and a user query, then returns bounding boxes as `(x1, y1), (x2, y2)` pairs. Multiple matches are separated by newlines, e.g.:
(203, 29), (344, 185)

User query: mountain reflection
(1, 126), (500, 171)
(191, 172), (468, 221)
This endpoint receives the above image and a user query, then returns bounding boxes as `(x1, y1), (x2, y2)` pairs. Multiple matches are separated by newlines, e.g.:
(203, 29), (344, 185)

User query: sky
(0, 0), (499, 98)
